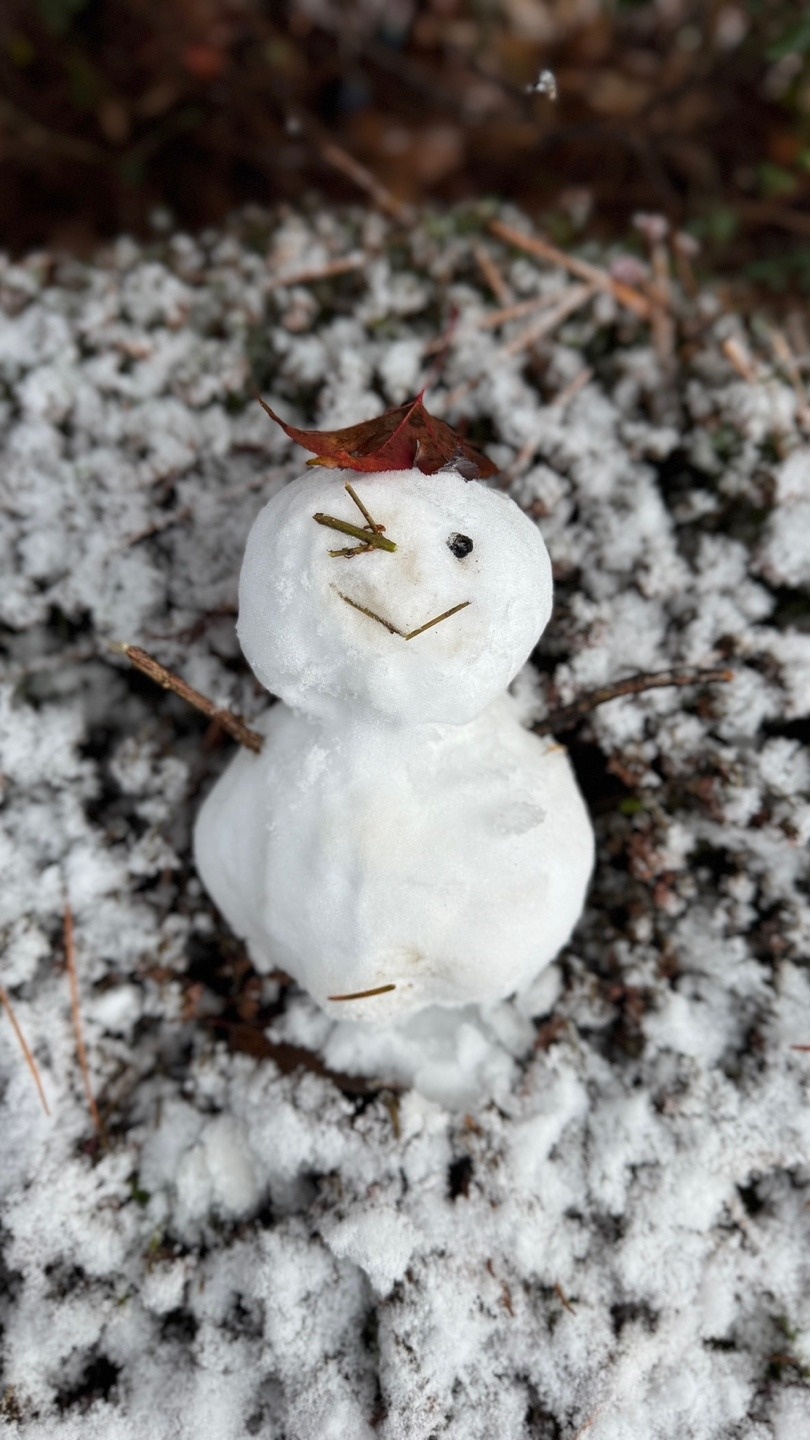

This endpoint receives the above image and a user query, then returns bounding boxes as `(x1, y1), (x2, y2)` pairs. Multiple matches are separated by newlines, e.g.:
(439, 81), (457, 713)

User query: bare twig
(722, 336), (759, 384)
(319, 137), (413, 223)
(123, 505), (194, 548)
(472, 243), (514, 305)
(313, 512), (397, 552)
(0, 986), (51, 1116)
(444, 285), (596, 410)
(116, 644), (264, 753)
(672, 231), (700, 298)
(328, 983), (398, 1002)
(64, 898), (103, 1139)
(501, 284), (597, 358)
(550, 366), (594, 409)
(534, 666), (734, 736)
(345, 482), (385, 534)
(478, 291), (569, 330)
(268, 254), (365, 290)
(768, 327), (810, 429)
(489, 219), (654, 320)
(634, 213), (675, 371)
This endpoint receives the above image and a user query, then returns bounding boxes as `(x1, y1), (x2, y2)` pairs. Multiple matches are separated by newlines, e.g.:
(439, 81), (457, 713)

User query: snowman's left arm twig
(114, 644), (264, 754)
(534, 665), (734, 737)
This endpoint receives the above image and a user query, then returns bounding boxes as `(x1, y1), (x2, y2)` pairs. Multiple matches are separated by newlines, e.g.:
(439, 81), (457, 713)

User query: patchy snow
(1, 204), (809, 1438)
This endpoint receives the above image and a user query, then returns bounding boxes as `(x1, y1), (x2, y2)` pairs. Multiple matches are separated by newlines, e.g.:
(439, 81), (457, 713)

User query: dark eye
(447, 533), (473, 559)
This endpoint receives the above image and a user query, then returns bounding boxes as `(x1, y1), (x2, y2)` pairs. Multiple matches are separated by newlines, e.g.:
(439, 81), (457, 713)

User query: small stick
(489, 219), (653, 320)
(123, 505), (194, 548)
(722, 336), (759, 384)
(328, 983), (398, 1002)
(329, 543), (374, 558)
(550, 366), (593, 409)
(672, 231), (699, 298)
(319, 137), (413, 223)
(768, 327), (810, 429)
(501, 284), (597, 358)
(473, 242), (514, 305)
(314, 513), (397, 552)
(334, 590), (405, 636)
(345, 482), (384, 534)
(0, 985), (51, 1116)
(534, 666), (734, 736)
(478, 291), (570, 331)
(116, 644), (264, 753)
(268, 254), (365, 291)
(405, 601), (471, 640)
(64, 898), (103, 1139)
(443, 286), (596, 410)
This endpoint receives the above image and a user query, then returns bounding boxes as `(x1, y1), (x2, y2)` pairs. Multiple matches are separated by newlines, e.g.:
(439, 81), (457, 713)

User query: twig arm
(116, 644), (264, 754)
(535, 666), (734, 736)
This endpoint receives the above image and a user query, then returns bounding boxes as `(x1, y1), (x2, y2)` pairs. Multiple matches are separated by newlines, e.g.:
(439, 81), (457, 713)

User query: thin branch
(472, 243), (514, 305)
(286, 105), (411, 222)
(345, 482), (385, 534)
(268, 254), (365, 291)
(123, 504), (193, 548)
(478, 290), (572, 331)
(534, 666), (734, 736)
(722, 336), (759, 384)
(550, 366), (594, 409)
(0, 986), (51, 1116)
(116, 644), (264, 754)
(489, 219), (654, 320)
(313, 512), (397, 552)
(501, 284), (597, 358)
(64, 898), (103, 1139)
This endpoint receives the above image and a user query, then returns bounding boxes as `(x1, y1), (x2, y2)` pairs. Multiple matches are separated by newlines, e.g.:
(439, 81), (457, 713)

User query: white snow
(1, 204), (809, 1439)
(195, 465), (593, 1018)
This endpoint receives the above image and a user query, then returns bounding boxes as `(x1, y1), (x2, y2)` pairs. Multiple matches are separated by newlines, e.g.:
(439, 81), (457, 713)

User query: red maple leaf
(257, 392), (497, 479)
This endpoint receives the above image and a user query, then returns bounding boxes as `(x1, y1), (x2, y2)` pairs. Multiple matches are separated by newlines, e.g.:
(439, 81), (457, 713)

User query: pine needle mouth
(333, 588), (471, 641)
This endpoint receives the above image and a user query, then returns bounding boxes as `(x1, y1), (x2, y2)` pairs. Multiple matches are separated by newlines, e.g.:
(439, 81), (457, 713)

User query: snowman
(194, 399), (594, 1022)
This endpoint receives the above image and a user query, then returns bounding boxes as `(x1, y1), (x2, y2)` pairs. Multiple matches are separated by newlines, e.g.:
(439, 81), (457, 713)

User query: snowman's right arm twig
(114, 644), (264, 754)
(534, 665), (734, 737)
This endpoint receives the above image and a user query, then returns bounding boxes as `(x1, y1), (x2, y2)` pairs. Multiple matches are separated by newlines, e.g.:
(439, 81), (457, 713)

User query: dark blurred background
(1, 0), (809, 293)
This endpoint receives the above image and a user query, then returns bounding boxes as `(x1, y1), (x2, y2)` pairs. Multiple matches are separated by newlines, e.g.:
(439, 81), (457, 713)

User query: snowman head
(237, 467), (553, 725)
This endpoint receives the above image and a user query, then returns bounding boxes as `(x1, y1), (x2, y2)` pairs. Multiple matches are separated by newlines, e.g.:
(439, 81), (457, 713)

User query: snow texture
(1, 204), (810, 1439)
(195, 465), (593, 1017)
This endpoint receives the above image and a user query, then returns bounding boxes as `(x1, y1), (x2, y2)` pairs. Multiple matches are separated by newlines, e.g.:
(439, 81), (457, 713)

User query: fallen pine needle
(722, 336), (759, 384)
(489, 218), (653, 321)
(328, 983), (397, 1002)
(472, 242), (513, 305)
(478, 291), (564, 330)
(0, 985), (51, 1116)
(268, 253), (365, 291)
(64, 897), (103, 1139)
(535, 666), (734, 736)
(116, 644), (264, 754)
(500, 284), (597, 358)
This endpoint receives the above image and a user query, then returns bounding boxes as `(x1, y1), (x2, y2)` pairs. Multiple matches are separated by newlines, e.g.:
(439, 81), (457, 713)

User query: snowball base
(195, 694), (593, 1022)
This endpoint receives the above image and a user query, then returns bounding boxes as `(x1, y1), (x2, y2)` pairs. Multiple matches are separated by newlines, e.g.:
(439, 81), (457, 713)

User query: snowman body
(195, 468), (594, 1021)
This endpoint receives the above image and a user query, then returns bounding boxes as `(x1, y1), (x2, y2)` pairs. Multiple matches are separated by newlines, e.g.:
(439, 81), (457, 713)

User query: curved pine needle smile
(334, 588), (471, 641)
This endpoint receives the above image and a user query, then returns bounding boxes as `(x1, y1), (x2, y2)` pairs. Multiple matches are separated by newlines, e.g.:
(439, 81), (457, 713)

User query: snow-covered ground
(1, 206), (809, 1439)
